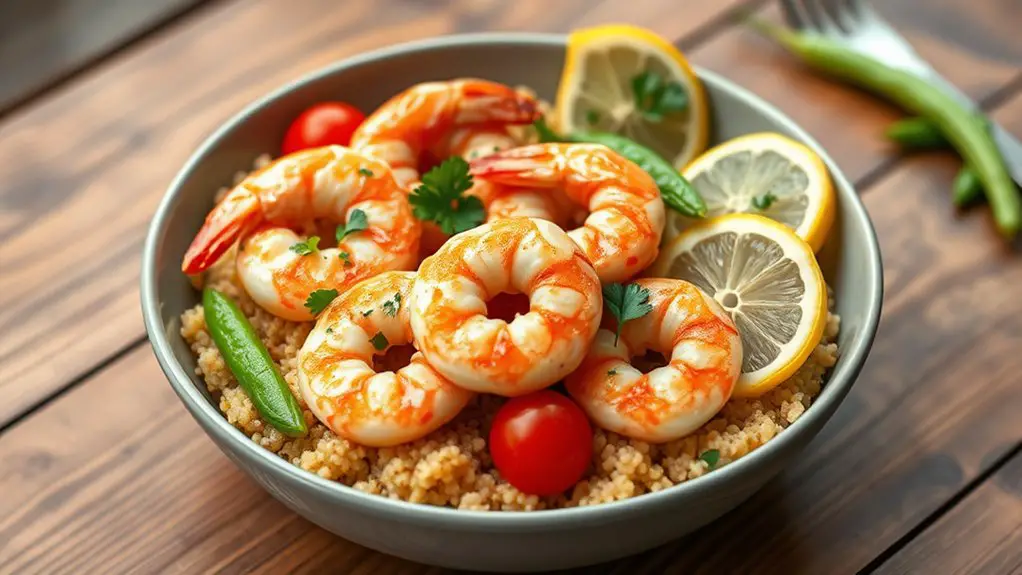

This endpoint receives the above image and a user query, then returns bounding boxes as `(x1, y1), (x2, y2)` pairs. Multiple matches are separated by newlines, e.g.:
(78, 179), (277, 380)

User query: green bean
(203, 287), (307, 437)
(533, 118), (707, 217)
(749, 19), (1020, 239)
(885, 117), (947, 150)
(952, 165), (983, 207)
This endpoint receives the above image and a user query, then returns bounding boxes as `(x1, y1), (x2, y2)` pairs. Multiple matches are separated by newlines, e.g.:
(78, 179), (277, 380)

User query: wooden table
(1, 0), (1020, 573)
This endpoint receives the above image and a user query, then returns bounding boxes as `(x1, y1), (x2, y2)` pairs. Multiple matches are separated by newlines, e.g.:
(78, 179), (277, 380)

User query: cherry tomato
(281, 102), (365, 155)
(489, 390), (592, 496)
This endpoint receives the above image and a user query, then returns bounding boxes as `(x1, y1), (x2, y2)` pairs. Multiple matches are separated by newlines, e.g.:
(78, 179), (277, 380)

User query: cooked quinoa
(181, 238), (840, 511)
(182, 98), (841, 510)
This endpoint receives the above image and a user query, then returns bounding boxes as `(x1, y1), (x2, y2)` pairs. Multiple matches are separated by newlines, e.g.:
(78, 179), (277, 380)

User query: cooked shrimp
(350, 79), (539, 187)
(409, 217), (603, 396)
(470, 143), (666, 283)
(297, 271), (473, 447)
(565, 278), (742, 443)
(181, 146), (420, 322)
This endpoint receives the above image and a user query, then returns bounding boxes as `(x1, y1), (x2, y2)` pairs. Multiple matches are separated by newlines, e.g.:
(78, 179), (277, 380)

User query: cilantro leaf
(382, 292), (402, 317)
(336, 209), (369, 242)
(339, 251), (352, 267)
(699, 449), (721, 469)
(533, 116), (566, 143)
(602, 282), (654, 345)
(289, 236), (320, 256)
(409, 157), (484, 235)
(359, 168), (374, 177)
(370, 331), (389, 351)
(751, 192), (778, 211)
(631, 70), (689, 122)
(305, 288), (338, 315)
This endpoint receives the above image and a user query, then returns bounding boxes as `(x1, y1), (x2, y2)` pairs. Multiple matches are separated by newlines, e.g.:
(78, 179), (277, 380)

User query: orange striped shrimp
(349, 79), (539, 187)
(181, 146), (420, 322)
(470, 143), (666, 283)
(408, 217), (603, 396)
(297, 271), (473, 447)
(565, 278), (742, 443)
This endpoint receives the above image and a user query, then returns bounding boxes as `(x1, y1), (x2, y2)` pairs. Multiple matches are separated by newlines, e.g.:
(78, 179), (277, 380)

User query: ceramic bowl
(141, 32), (883, 572)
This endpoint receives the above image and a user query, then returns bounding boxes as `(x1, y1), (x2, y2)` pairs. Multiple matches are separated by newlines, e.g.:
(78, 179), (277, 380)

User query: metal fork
(779, 0), (1022, 187)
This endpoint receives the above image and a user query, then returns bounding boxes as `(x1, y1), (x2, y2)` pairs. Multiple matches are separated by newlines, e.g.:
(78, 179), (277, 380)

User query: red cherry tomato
(489, 390), (592, 496)
(281, 102), (365, 155)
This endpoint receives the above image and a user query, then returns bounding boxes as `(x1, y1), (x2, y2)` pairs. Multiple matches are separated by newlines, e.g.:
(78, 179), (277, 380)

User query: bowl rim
(141, 31), (883, 530)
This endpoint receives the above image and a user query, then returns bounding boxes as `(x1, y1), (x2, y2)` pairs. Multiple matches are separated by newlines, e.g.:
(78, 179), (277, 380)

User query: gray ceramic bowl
(141, 32), (883, 572)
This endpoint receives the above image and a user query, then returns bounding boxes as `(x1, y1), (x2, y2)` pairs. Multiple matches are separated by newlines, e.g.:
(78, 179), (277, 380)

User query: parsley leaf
(699, 449), (721, 469)
(533, 116), (566, 143)
(339, 251), (352, 267)
(382, 292), (402, 317)
(631, 70), (689, 122)
(336, 209), (369, 242)
(305, 288), (338, 315)
(289, 236), (321, 256)
(370, 331), (389, 350)
(359, 168), (374, 177)
(585, 109), (601, 125)
(602, 282), (654, 345)
(751, 192), (778, 211)
(409, 157), (484, 235)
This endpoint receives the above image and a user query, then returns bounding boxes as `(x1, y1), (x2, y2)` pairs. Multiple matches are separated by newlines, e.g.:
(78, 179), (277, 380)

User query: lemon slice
(556, 24), (709, 169)
(664, 132), (836, 252)
(650, 213), (827, 397)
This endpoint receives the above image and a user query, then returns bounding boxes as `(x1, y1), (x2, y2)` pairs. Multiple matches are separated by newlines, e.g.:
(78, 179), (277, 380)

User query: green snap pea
(203, 287), (307, 437)
(533, 118), (707, 218)
(885, 117), (947, 150)
(750, 19), (1020, 239)
(952, 165), (983, 207)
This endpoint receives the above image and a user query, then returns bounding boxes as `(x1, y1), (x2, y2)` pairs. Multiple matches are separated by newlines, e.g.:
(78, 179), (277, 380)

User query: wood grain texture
(686, 0), (1022, 183)
(3, 89), (1021, 575)
(0, 0), (211, 113)
(874, 449), (1022, 575)
(0, 0), (752, 426)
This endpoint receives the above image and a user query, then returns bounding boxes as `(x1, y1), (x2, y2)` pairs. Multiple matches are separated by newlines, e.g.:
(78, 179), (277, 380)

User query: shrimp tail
(457, 80), (541, 126)
(181, 188), (262, 274)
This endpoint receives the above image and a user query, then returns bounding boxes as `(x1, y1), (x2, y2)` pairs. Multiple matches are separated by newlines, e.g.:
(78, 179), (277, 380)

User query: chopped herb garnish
(751, 192), (778, 211)
(699, 449), (721, 469)
(409, 157), (484, 234)
(607, 369), (618, 376)
(370, 332), (389, 351)
(493, 146), (501, 152)
(585, 109), (601, 125)
(359, 168), (374, 177)
(533, 116), (566, 143)
(289, 236), (321, 256)
(305, 288), (338, 315)
(325, 327), (333, 334)
(602, 282), (654, 345)
(382, 292), (402, 317)
(362, 309), (373, 317)
(338, 251), (352, 267)
(631, 70), (689, 122)
(336, 209), (369, 242)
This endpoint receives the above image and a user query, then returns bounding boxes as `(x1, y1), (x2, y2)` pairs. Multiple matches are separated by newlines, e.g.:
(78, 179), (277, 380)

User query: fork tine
(779, 0), (813, 31)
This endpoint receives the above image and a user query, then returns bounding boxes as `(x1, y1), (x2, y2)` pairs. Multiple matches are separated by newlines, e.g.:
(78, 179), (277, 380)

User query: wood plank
(3, 87), (1021, 575)
(874, 449), (1022, 575)
(686, 0), (1022, 183)
(0, 0), (755, 426)
(0, 0), (211, 114)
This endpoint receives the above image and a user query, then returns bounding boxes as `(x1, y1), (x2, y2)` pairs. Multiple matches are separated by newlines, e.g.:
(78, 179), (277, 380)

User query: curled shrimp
(408, 217), (603, 396)
(565, 278), (742, 443)
(470, 142), (667, 283)
(350, 79), (539, 187)
(181, 146), (420, 322)
(297, 271), (473, 447)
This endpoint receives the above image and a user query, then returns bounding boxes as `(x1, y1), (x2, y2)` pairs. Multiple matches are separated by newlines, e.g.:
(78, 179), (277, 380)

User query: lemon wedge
(555, 24), (709, 169)
(664, 132), (836, 252)
(650, 213), (828, 397)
